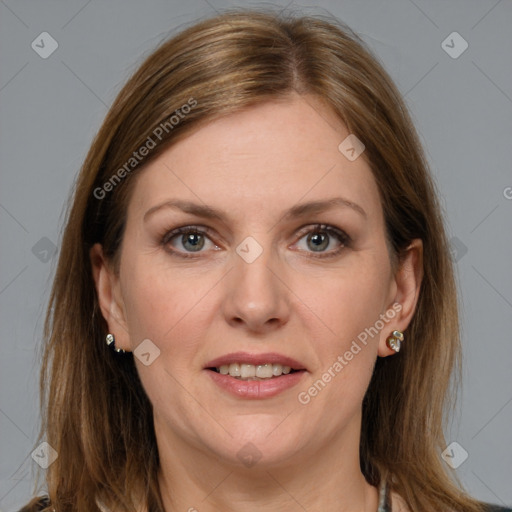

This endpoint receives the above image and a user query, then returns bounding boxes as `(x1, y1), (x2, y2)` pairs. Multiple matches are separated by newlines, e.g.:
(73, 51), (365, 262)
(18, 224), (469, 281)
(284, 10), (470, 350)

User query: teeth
(215, 363), (297, 380)
(240, 364), (256, 379)
(229, 363), (240, 376)
(256, 364), (273, 378)
(272, 363), (282, 376)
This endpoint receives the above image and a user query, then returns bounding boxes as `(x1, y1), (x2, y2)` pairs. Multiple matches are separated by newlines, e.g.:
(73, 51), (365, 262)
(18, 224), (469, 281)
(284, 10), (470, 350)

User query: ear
(378, 239), (423, 357)
(90, 243), (131, 352)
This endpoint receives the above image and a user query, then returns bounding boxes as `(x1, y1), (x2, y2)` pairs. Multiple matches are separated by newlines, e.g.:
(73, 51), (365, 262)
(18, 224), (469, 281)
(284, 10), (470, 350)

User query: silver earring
(386, 330), (404, 353)
(106, 333), (126, 354)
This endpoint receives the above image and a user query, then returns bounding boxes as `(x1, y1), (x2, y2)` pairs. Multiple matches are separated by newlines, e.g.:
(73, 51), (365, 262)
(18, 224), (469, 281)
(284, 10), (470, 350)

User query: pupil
(309, 232), (328, 251)
(183, 233), (204, 251)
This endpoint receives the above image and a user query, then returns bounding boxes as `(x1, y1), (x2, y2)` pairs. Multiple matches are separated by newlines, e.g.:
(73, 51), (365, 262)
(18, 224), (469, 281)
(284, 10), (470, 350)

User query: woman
(20, 9), (510, 512)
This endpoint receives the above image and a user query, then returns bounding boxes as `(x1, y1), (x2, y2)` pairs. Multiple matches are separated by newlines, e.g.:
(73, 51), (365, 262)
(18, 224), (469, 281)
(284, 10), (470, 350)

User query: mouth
(204, 352), (307, 397)
(207, 363), (302, 381)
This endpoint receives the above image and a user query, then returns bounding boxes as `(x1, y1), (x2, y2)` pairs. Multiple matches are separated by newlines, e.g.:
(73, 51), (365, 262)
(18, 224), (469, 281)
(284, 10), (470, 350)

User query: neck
(155, 415), (379, 512)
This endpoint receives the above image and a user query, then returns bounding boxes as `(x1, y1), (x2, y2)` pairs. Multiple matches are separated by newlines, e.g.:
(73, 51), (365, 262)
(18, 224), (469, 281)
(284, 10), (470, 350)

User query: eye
(161, 223), (350, 259)
(162, 225), (219, 257)
(293, 224), (349, 258)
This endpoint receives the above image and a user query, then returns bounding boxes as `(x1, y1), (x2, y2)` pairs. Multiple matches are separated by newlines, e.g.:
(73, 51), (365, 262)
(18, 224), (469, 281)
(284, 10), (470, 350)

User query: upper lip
(205, 351), (306, 370)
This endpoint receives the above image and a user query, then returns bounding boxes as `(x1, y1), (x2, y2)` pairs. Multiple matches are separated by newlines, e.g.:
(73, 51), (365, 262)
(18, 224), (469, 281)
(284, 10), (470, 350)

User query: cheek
(291, 253), (392, 412)
(119, 260), (211, 418)
(295, 275), (386, 419)
(303, 251), (391, 404)
(295, 259), (390, 352)
(120, 254), (214, 360)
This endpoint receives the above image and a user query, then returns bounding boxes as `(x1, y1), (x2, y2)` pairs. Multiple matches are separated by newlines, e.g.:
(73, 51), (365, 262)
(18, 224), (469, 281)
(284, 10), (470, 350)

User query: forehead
(127, 94), (381, 224)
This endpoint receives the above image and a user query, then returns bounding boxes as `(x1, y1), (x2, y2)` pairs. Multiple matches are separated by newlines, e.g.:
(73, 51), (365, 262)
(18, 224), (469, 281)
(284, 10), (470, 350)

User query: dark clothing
(17, 497), (50, 512)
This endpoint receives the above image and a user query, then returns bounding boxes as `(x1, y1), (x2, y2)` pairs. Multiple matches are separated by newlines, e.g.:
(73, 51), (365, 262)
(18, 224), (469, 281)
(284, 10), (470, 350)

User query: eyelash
(160, 224), (350, 260)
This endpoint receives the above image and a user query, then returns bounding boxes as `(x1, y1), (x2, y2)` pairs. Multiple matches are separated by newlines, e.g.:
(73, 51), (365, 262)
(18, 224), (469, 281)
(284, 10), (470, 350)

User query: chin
(207, 419), (308, 469)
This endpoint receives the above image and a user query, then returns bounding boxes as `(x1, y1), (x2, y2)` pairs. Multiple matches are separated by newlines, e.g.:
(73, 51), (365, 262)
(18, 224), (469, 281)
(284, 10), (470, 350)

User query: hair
(24, 7), (487, 512)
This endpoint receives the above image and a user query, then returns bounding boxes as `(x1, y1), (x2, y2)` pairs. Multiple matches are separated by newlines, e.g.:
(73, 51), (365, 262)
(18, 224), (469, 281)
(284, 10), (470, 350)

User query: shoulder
(17, 496), (52, 512)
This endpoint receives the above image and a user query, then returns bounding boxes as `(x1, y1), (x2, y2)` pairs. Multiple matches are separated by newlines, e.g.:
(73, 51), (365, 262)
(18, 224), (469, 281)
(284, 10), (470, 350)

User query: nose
(222, 241), (291, 334)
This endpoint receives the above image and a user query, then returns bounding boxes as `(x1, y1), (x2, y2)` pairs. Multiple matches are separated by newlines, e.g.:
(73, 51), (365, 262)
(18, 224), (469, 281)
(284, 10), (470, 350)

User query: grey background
(1, 0), (511, 510)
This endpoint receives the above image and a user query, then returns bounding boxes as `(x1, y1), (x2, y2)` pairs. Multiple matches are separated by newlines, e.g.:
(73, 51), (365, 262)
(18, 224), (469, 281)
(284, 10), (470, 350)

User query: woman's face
(94, 93), (418, 469)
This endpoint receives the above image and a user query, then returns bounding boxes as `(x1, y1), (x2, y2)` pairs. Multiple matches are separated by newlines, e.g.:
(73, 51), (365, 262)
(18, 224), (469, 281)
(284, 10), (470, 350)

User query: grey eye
(180, 232), (205, 252)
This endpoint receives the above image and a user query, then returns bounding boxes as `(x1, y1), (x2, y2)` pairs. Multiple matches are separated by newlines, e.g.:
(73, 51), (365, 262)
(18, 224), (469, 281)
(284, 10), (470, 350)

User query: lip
(206, 368), (306, 399)
(204, 351), (306, 370)
(204, 351), (307, 400)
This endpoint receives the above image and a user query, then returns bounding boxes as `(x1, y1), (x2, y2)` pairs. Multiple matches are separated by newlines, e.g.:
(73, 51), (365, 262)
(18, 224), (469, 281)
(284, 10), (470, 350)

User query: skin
(91, 93), (422, 511)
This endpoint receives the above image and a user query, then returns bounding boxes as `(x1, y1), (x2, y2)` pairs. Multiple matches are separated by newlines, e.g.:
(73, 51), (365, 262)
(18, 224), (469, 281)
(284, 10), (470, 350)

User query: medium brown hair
(27, 8), (485, 512)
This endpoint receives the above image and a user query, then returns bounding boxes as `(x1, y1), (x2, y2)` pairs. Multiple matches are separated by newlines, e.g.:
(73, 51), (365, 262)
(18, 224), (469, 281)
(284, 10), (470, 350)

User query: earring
(106, 333), (126, 354)
(386, 330), (404, 353)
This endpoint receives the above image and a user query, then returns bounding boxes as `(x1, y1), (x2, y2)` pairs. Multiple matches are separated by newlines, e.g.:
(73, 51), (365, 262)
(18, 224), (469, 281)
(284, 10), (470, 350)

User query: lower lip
(205, 369), (306, 399)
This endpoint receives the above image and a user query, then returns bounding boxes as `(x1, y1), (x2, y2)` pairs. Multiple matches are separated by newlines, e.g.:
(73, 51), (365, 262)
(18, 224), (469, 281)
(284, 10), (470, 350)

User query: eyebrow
(143, 197), (367, 223)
